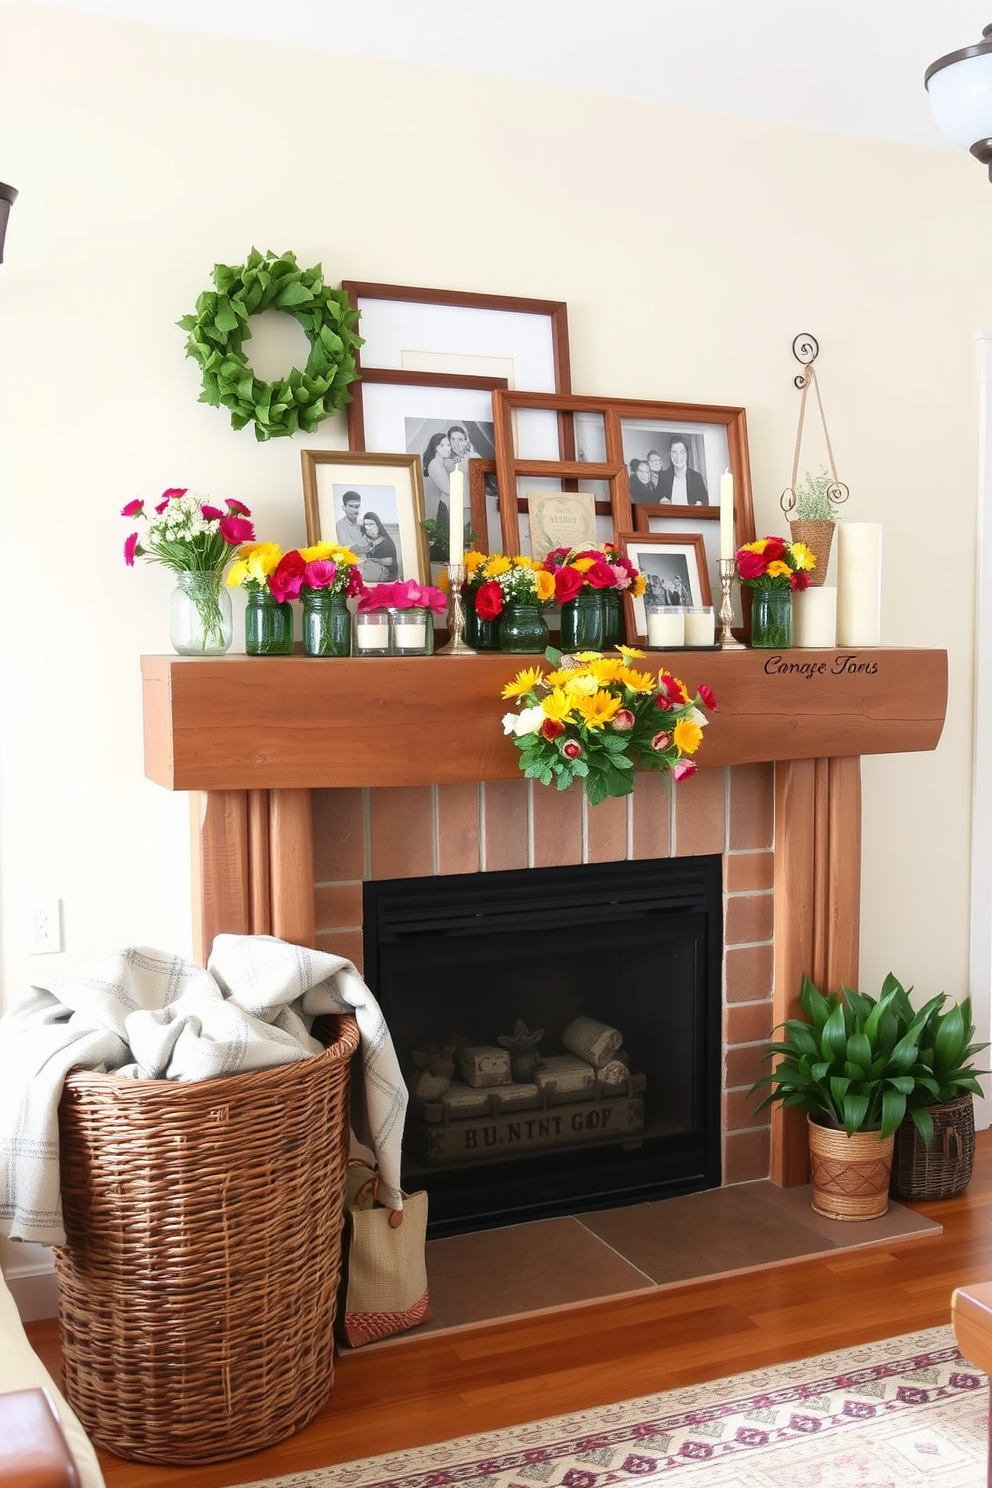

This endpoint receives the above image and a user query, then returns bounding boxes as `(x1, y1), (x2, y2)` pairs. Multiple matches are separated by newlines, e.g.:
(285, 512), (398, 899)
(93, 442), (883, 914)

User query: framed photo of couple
(615, 533), (712, 644)
(300, 450), (430, 586)
(341, 282), (572, 563)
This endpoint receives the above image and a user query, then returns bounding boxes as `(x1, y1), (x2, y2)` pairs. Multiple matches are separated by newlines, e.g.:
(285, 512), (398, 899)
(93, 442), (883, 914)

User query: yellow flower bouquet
(500, 647), (717, 805)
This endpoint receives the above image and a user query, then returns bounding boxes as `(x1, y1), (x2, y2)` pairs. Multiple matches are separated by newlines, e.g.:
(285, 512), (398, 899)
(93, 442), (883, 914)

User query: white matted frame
(615, 531), (712, 643)
(300, 450), (430, 586)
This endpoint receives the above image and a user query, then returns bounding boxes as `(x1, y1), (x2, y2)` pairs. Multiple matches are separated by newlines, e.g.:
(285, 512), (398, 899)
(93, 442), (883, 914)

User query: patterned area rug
(245, 1327), (989, 1488)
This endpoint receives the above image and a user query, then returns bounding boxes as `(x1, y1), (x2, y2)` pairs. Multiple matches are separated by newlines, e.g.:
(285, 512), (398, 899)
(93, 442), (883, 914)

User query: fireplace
(364, 856), (723, 1235)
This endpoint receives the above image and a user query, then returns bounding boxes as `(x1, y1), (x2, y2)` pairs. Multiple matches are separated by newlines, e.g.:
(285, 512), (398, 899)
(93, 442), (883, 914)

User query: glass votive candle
(645, 604), (685, 647)
(390, 607), (433, 656)
(684, 606), (715, 646)
(353, 610), (392, 655)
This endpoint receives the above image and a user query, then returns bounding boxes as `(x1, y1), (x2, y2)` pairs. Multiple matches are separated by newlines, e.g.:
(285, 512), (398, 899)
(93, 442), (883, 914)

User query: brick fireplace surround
(141, 646), (947, 1189)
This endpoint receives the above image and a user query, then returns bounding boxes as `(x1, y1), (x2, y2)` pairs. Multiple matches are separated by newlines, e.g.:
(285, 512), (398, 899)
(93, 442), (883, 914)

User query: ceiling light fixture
(926, 24), (992, 178)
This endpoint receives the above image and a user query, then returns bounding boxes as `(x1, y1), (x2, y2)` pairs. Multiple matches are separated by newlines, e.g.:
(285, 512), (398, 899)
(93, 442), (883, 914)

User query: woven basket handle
(944, 1126), (963, 1164)
(346, 1158), (405, 1225)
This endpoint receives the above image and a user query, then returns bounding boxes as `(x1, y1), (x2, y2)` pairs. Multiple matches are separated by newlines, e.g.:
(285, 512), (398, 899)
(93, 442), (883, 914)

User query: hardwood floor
(27, 1132), (992, 1488)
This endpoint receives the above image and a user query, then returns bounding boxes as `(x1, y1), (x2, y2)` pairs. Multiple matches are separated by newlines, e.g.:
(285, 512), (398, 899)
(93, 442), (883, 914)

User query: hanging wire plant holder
(780, 333), (850, 519)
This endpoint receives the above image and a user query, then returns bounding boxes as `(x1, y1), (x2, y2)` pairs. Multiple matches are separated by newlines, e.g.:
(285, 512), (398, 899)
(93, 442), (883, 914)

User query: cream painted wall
(0, 8), (988, 1072)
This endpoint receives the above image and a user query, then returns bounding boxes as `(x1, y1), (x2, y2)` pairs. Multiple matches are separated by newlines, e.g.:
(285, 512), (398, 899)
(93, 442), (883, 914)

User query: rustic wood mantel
(141, 647), (947, 1188)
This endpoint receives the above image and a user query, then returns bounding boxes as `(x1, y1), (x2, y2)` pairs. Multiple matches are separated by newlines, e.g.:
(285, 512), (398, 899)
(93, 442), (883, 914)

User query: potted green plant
(751, 974), (933, 1220)
(885, 978), (988, 1201)
(788, 467), (841, 586)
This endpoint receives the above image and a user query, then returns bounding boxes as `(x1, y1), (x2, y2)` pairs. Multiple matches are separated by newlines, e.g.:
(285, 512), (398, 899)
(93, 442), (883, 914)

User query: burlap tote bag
(337, 1160), (431, 1347)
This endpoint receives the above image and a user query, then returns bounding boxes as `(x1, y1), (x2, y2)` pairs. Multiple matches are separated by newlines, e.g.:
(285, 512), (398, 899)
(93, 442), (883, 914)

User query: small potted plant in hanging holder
(886, 978), (989, 1201)
(781, 467), (848, 586)
(751, 974), (933, 1221)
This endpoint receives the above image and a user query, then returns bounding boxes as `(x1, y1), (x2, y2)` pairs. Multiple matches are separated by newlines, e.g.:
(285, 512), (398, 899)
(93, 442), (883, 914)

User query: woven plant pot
(807, 1115), (894, 1221)
(789, 519), (835, 586)
(54, 1015), (360, 1466)
(890, 1095), (976, 1202)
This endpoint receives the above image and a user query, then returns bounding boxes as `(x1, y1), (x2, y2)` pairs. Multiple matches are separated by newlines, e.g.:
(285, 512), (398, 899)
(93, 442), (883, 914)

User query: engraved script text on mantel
(762, 653), (880, 679)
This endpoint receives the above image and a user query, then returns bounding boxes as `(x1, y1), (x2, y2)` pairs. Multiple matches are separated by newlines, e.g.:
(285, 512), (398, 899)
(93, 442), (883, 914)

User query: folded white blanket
(0, 935), (407, 1245)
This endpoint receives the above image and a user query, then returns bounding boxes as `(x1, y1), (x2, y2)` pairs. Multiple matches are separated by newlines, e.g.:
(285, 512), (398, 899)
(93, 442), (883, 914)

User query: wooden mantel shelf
(141, 648), (947, 793)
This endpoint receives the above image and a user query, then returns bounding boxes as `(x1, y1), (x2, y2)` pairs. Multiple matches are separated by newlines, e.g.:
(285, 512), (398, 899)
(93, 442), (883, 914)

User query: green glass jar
(302, 589), (350, 657)
(245, 589), (294, 656)
(750, 587), (793, 649)
(170, 570), (232, 656)
(499, 604), (549, 654)
(464, 604), (501, 651)
(602, 589), (624, 646)
(559, 589), (605, 652)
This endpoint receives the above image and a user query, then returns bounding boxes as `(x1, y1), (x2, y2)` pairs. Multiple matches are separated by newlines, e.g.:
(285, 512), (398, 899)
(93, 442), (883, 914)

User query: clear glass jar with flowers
(227, 542), (294, 655)
(736, 536), (815, 649)
(355, 579), (447, 656)
(543, 545), (646, 650)
(470, 555), (558, 653)
(122, 487), (255, 655)
(500, 647), (717, 806)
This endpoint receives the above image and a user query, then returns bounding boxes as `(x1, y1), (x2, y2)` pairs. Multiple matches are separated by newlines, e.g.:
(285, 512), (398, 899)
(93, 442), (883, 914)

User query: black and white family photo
(405, 417), (494, 559)
(626, 432), (710, 506)
(640, 554), (695, 607)
(332, 483), (403, 583)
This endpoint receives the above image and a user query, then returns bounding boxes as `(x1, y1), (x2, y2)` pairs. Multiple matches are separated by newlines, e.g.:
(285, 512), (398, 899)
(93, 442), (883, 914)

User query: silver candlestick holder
(718, 559), (746, 650)
(436, 563), (475, 655)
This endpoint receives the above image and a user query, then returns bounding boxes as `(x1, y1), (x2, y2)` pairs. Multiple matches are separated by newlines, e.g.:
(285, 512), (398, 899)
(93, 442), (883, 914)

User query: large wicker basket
(890, 1095), (976, 1202)
(54, 1015), (360, 1466)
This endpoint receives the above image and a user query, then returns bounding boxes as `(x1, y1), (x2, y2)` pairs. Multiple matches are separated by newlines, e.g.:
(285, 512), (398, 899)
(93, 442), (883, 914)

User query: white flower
(685, 706), (709, 727)
(502, 712), (521, 736)
(513, 706), (546, 736)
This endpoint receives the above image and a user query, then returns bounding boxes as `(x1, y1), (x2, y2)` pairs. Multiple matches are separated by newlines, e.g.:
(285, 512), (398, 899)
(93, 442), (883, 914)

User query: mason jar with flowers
(269, 543), (365, 657)
(736, 535), (815, 649)
(227, 542), (294, 655)
(122, 487), (255, 655)
(457, 552), (501, 650)
(544, 545), (646, 651)
(500, 647), (717, 806)
(473, 555), (558, 653)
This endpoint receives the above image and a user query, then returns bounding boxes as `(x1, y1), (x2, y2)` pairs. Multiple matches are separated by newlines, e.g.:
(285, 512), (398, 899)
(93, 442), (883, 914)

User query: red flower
(562, 739), (582, 760)
(698, 684), (717, 711)
(161, 487), (187, 501)
(554, 566), (584, 605)
(584, 558), (617, 589)
(123, 532), (140, 566)
(791, 569), (811, 591)
(346, 565), (365, 598)
(736, 548), (768, 581)
(225, 498), (251, 515)
(269, 551), (306, 603)
(672, 760), (697, 781)
(762, 536), (787, 561)
(219, 515), (255, 546)
(613, 709), (635, 731)
(120, 499), (143, 518)
(541, 718), (565, 741)
(476, 581), (504, 620)
(651, 731), (671, 751)
(200, 505), (224, 521)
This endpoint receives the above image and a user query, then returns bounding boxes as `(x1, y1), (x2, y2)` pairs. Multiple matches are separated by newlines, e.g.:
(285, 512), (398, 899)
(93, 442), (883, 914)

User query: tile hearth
(353, 1181), (940, 1348)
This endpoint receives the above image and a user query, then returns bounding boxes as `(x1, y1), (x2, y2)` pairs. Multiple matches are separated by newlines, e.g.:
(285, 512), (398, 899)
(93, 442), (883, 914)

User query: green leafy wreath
(178, 248), (363, 442)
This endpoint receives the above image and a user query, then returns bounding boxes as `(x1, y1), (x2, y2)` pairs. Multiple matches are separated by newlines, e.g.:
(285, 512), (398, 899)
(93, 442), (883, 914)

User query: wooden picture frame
(615, 532), (712, 644)
(300, 450), (430, 586)
(493, 391), (755, 571)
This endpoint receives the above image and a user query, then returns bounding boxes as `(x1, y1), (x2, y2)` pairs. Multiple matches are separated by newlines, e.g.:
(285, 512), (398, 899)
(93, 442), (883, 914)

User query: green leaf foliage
(752, 972), (989, 1141)
(177, 249), (363, 441)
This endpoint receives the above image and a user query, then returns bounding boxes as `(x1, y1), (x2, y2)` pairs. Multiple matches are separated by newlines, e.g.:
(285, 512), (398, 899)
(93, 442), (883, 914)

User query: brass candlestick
(718, 559), (746, 650)
(436, 563), (475, 655)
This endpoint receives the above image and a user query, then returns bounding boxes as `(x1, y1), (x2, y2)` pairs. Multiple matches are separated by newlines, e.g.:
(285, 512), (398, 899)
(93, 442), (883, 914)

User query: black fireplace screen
(363, 855), (722, 1236)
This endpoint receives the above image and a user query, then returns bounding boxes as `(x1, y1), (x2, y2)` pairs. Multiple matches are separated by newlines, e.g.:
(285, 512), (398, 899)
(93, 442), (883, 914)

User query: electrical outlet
(29, 898), (63, 955)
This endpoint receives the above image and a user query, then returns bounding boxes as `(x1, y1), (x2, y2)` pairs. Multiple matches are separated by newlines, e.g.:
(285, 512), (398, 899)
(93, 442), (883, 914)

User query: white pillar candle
(684, 607), (715, 646)
(355, 616), (390, 652)
(646, 608), (685, 647)
(793, 586), (837, 648)
(393, 617), (427, 651)
(836, 523), (882, 647)
(448, 470), (464, 566)
(719, 471), (735, 561)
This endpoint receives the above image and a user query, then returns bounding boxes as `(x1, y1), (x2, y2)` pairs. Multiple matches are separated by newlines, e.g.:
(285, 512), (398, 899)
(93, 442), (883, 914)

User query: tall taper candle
(719, 471), (734, 561)
(836, 523), (882, 646)
(448, 470), (464, 566)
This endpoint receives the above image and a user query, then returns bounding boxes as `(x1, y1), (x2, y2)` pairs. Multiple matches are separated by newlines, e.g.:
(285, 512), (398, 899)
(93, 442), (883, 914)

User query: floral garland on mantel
(178, 249), (363, 441)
